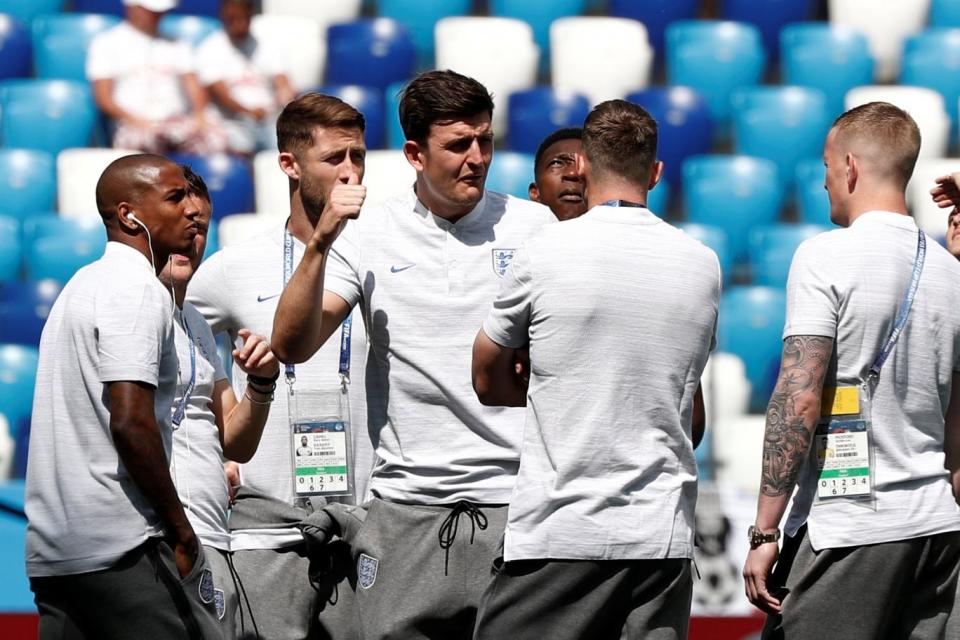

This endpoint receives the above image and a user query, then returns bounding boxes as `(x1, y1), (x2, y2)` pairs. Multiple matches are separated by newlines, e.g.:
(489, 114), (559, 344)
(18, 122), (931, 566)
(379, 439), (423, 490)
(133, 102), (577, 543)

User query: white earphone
(126, 210), (156, 271)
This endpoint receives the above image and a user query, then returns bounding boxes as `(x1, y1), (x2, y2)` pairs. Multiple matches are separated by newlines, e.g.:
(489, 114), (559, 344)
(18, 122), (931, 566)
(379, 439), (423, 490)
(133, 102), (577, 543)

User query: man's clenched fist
(311, 173), (366, 252)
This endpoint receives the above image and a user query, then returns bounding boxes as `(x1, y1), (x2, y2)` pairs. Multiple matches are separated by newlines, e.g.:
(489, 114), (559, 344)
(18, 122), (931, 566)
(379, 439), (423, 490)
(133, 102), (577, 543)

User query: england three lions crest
(492, 249), (517, 278)
(357, 553), (379, 589)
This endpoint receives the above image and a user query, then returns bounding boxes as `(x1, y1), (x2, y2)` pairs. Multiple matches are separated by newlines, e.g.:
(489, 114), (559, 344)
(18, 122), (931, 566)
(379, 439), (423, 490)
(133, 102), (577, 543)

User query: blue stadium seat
(678, 223), (732, 282)
(780, 23), (874, 119)
(0, 216), (21, 284)
(385, 79), (407, 149)
(378, 0), (470, 69)
(749, 223), (829, 287)
(32, 13), (120, 81)
(718, 286), (787, 411)
(72, 0), (123, 15)
(0, 509), (31, 612)
(0, 344), (39, 440)
(491, 0), (588, 69)
(730, 86), (831, 187)
(0, 80), (98, 155)
(168, 153), (255, 221)
(0, 14), (30, 80)
(317, 85), (386, 149)
(22, 216), (106, 248)
(720, 0), (815, 58)
(507, 87), (590, 155)
(609, 0), (698, 56)
(487, 151), (534, 199)
(931, 0), (960, 28)
(0, 279), (62, 347)
(26, 236), (104, 283)
(159, 14), (221, 46)
(795, 158), (833, 226)
(627, 86), (713, 187)
(666, 21), (766, 125)
(326, 19), (416, 91)
(0, 149), (56, 221)
(901, 29), (960, 137)
(648, 180), (670, 216)
(203, 216), (219, 261)
(683, 155), (784, 266)
(0, 0), (64, 24)
(173, 0), (221, 17)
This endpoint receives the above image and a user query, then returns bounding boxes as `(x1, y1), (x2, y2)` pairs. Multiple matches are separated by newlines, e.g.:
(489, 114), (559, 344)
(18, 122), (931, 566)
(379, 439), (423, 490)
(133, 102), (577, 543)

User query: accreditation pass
(815, 418), (871, 499)
(292, 420), (349, 496)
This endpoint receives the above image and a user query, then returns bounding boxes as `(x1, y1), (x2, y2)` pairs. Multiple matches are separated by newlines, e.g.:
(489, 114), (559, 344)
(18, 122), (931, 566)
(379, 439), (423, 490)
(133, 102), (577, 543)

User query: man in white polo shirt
(271, 70), (555, 638)
(471, 99), (720, 639)
(742, 102), (960, 638)
(25, 154), (221, 639)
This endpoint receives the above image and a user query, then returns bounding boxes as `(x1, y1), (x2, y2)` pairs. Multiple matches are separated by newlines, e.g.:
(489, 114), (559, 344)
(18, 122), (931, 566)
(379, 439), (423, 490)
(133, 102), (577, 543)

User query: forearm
(221, 382), (271, 463)
(182, 73), (208, 115)
(472, 331), (528, 407)
(208, 81), (253, 117)
(93, 78), (139, 122)
(272, 246), (330, 363)
(692, 383), (705, 449)
(943, 373), (960, 504)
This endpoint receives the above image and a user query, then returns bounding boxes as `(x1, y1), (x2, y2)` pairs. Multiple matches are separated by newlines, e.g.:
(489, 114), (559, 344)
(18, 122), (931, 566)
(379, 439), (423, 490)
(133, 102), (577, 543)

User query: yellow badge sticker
(821, 386), (860, 416)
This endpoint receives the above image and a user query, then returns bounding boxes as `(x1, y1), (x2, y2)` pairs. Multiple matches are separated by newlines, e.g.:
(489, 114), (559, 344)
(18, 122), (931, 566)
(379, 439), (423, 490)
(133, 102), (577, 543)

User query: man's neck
(287, 198), (318, 244)
(413, 180), (477, 224)
(845, 191), (910, 226)
(586, 183), (648, 210)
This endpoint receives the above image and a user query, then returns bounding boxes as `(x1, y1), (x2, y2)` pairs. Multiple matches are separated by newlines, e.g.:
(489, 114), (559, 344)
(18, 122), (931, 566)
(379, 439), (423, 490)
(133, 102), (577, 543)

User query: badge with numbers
(293, 420), (350, 496)
(815, 418), (871, 499)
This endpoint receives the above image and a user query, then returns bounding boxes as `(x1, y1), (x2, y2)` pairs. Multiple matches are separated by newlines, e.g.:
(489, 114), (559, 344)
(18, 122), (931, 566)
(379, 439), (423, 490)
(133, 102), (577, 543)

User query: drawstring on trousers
(226, 551), (261, 640)
(438, 501), (488, 576)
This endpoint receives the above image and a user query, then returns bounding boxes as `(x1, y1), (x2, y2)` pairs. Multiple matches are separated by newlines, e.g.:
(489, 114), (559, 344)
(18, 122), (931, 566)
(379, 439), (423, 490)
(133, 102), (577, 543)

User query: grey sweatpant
(763, 527), (960, 640)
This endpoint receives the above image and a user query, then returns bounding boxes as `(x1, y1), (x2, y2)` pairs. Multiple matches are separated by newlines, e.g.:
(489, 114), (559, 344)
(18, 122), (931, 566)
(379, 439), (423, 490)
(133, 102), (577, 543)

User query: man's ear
(846, 152), (858, 193)
(279, 151), (299, 181)
(403, 140), (424, 172)
(648, 160), (664, 192)
(117, 202), (139, 232)
(528, 182), (540, 203)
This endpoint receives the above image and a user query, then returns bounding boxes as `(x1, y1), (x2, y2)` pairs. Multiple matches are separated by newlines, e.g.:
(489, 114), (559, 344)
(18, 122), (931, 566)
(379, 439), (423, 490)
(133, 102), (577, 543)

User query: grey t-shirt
(482, 205), (720, 561)
(26, 242), (178, 577)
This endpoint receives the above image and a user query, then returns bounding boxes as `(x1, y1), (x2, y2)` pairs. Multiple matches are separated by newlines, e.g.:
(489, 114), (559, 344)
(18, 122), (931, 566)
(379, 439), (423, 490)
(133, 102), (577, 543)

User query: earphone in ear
(125, 210), (156, 270)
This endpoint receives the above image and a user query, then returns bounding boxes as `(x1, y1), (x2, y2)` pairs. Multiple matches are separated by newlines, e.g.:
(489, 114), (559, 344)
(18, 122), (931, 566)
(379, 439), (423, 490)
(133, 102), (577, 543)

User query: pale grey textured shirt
(482, 205), (720, 561)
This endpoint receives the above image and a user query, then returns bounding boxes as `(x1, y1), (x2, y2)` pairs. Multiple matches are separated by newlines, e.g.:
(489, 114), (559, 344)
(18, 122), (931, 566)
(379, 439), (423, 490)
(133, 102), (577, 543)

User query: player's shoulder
(487, 191), (556, 230)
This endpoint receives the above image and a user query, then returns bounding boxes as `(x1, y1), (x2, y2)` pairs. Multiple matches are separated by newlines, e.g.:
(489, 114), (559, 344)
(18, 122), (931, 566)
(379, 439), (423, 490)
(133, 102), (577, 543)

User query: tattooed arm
(743, 335), (833, 614)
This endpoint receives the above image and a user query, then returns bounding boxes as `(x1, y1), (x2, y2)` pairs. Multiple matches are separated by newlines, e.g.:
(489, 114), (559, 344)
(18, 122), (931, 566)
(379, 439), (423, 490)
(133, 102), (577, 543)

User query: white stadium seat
(845, 85), (950, 158)
(57, 147), (138, 220)
(700, 351), (751, 425)
(253, 150), (290, 217)
(829, 0), (931, 81)
(0, 413), (12, 481)
(362, 150), (417, 209)
(261, 0), (362, 31)
(712, 414), (766, 496)
(251, 14), (325, 91)
(907, 158), (960, 237)
(218, 213), (281, 248)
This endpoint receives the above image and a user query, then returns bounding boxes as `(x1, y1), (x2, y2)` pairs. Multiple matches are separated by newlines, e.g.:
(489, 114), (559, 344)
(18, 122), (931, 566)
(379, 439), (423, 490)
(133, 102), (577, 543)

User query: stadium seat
(678, 223), (732, 283)
(730, 86), (832, 187)
(627, 86), (713, 187)
(325, 19), (416, 92)
(609, 0), (697, 56)
(491, 0), (588, 70)
(251, 15), (325, 91)
(931, 0), (960, 27)
(665, 21), (766, 125)
(0, 279), (62, 347)
(551, 17), (653, 108)
(0, 414), (11, 480)
(435, 17), (538, 137)
(749, 223), (829, 287)
(795, 158), (833, 227)
(720, 0), (815, 58)
(172, 0), (221, 17)
(907, 158), (959, 237)
(0, 149), (56, 221)
(316, 85), (386, 149)
(0, 507), (31, 611)
(828, 0), (931, 82)
(901, 29), (960, 137)
(31, 13), (120, 82)
(202, 217), (219, 261)
(507, 88), (590, 155)
(713, 414), (765, 494)
(718, 286), (787, 411)
(57, 148), (138, 219)
(385, 79), (407, 149)
(0, 80), (98, 155)
(781, 23), (875, 118)
(378, 0), (470, 69)
(159, 14), (221, 46)
(167, 153), (255, 220)
(253, 150), (289, 216)
(700, 351), (751, 422)
(362, 150), (416, 208)
(0, 14), (30, 80)
(262, 0), (362, 30)
(26, 235), (104, 283)
(218, 213), (280, 247)
(72, 0), (123, 15)
(0, 217), (21, 284)
(22, 216), (105, 249)
(485, 151), (534, 199)
(0, 344), (39, 440)
(647, 180), (670, 217)
(0, 0), (63, 25)
(683, 155), (784, 266)
(845, 85), (950, 158)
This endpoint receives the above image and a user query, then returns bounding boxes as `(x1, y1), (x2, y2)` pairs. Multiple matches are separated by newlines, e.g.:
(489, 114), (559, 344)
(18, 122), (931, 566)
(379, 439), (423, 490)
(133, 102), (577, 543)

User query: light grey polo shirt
(324, 188), (555, 504)
(26, 241), (178, 577)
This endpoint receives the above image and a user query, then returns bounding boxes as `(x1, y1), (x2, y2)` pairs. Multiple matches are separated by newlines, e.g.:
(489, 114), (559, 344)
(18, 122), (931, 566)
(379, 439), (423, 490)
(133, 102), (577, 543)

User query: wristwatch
(747, 525), (781, 549)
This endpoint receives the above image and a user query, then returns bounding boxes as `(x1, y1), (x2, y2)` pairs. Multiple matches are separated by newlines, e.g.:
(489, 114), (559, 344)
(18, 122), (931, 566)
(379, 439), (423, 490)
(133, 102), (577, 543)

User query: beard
(299, 175), (328, 224)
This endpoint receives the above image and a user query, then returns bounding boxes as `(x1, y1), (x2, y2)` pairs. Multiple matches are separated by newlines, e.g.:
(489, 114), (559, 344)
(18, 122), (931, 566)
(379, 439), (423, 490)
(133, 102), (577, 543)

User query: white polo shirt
(196, 31), (285, 114)
(324, 188), (555, 504)
(783, 211), (960, 550)
(187, 224), (371, 550)
(26, 242), (178, 577)
(169, 302), (231, 551)
(481, 204), (721, 561)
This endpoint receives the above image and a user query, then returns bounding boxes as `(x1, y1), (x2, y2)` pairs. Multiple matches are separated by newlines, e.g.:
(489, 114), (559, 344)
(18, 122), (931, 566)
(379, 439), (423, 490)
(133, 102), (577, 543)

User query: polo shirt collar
(104, 240), (154, 272)
(585, 203), (663, 225)
(411, 187), (489, 231)
(850, 210), (917, 230)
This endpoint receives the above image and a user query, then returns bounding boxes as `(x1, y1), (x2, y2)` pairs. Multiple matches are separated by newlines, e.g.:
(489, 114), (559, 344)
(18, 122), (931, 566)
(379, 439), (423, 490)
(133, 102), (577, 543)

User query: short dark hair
(582, 100), (657, 185)
(180, 164), (210, 203)
(398, 70), (494, 143)
(534, 127), (582, 173)
(276, 92), (365, 155)
(832, 101), (921, 190)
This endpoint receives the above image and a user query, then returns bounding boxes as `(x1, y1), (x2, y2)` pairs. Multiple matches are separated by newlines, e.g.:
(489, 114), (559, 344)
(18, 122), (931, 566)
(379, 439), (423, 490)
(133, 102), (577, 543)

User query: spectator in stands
(929, 172), (960, 258)
(162, 166), (278, 638)
(471, 100), (719, 640)
(24, 154), (221, 638)
(528, 127), (587, 221)
(87, 0), (227, 154)
(270, 70), (555, 639)
(187, 93), (373, 640)
(743, 102), (960, 638)
(197, 0), (295, 155)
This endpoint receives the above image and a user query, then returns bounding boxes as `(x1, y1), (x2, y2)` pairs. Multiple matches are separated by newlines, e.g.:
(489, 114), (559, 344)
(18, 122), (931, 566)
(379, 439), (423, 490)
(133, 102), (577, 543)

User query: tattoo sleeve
(760, 335), (834, 497)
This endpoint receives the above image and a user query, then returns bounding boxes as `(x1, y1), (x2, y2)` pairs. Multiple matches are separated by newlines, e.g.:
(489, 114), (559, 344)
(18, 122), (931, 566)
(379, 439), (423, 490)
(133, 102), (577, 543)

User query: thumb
(347, 172), (360, 186)
(238, 328), (251, 341)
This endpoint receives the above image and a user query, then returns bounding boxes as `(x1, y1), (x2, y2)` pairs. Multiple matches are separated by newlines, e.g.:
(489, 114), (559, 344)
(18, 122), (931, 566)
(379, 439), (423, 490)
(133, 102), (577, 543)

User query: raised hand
(309, 172), (366, 252)
(233, 328), (279, 379)
(930, 173), (960, 210)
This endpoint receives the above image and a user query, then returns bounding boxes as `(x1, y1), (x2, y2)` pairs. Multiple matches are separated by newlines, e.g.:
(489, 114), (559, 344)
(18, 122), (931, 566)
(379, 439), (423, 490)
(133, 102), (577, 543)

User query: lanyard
(868, 229), (926, 380)
(171, 311), (197, 427)
(601, 199), (647, 208)
(283, 223), (352, 387)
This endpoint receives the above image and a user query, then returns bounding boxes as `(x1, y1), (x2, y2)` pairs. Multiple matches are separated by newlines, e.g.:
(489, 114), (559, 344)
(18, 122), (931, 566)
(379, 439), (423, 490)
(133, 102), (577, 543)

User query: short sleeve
(482, 244), (534, 349)
(195, 32), (228, 86)
(86, 31), (115, 80)
(186, 303), (228, 383)
(187, 250), (235, 336)
(172, 40), (195, 75)
(783, 239), (838, 339)
(324, 221), (363, 308)
(96, 280), (172, 385)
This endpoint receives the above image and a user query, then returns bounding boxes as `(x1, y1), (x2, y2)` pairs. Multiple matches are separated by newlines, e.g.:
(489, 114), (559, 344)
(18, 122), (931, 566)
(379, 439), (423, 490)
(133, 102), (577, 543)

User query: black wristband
(248, 371), (280, 386)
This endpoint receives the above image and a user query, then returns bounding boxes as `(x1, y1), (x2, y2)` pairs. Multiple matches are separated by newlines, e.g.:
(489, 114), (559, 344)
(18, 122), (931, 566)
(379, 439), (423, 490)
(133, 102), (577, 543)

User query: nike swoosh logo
(257, 293), (280, 302)
(390, 264), (416, 273)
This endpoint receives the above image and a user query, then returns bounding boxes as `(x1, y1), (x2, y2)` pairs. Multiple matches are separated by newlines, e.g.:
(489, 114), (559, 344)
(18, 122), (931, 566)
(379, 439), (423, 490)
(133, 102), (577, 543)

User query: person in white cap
(86, 0), (227, 155)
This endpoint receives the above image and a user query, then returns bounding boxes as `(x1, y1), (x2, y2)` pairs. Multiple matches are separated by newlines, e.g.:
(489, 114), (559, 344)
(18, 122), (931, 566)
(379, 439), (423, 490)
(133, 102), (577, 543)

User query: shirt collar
(584, 203), (663, 225)
(104, 240), (155, 271)
(850, 210), (918, 230)
(412, 187), (489, 231)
